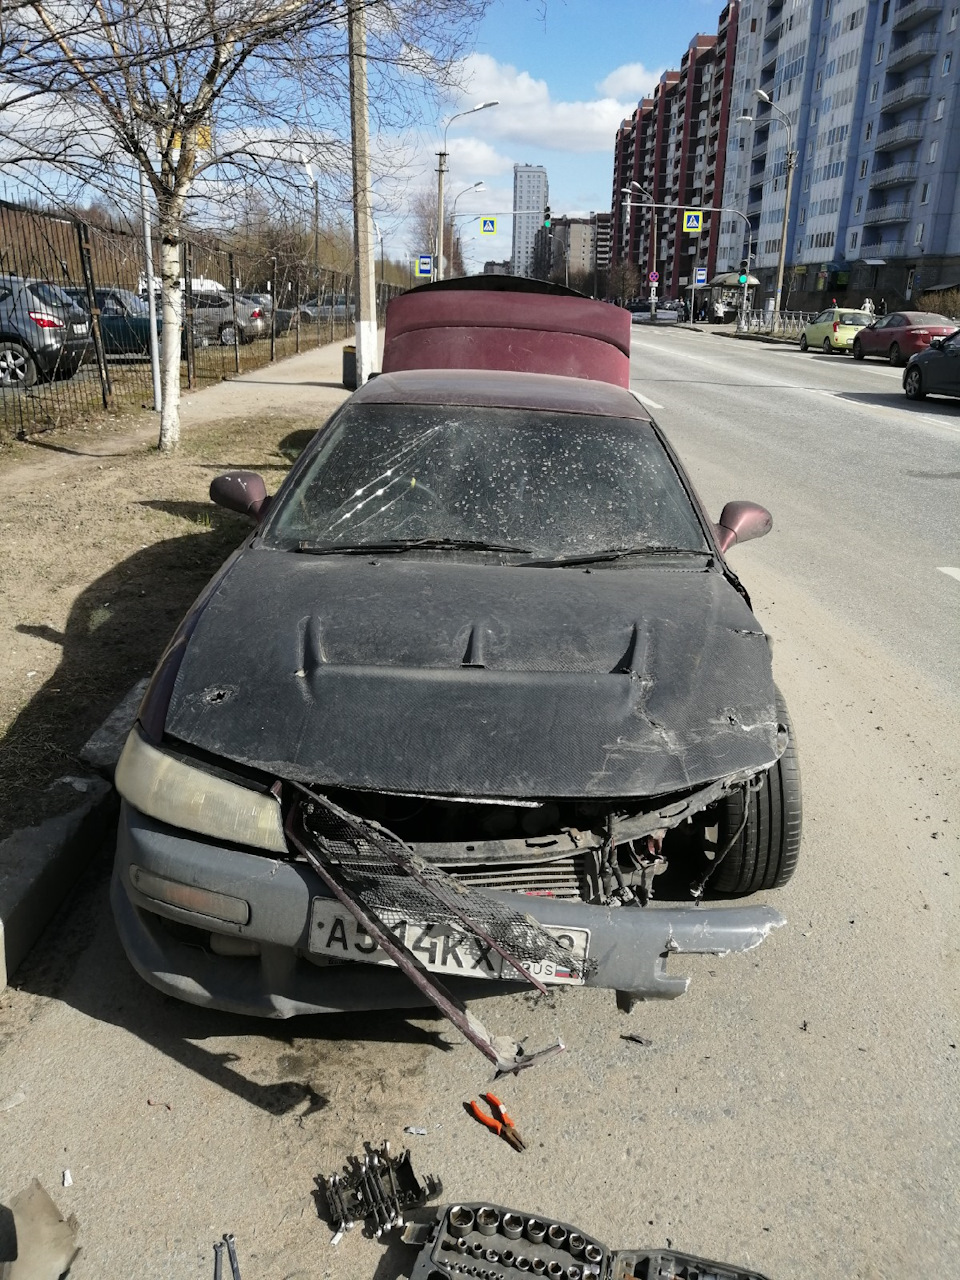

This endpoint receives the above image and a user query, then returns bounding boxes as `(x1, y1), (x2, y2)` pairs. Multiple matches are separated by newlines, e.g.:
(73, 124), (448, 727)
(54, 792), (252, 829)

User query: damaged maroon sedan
(112, 279), (800, 1070)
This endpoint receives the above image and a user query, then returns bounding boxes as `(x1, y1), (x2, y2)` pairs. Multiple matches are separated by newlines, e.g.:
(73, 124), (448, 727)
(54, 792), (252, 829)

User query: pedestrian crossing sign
(481, 218), (497, 234)
(683, 210), (703, 233)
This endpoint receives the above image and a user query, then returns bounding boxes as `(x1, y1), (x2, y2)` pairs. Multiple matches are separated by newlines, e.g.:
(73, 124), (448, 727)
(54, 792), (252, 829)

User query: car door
(860, 314), (888, 355)
(931, 332), (960, 396)
(807, 310), (832, 345)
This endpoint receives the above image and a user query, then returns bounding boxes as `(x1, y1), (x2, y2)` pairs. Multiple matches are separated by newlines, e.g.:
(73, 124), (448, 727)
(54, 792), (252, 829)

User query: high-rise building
(611, 3), (740, 299)
(719, 0), (960, 308)
(511, 164), (549, 277)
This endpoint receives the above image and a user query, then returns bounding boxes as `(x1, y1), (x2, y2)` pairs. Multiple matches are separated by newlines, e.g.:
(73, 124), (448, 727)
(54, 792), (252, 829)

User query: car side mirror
(929, 337), (943, 350)
(210, 470), (270, 521)
(714, 500), (772, 553)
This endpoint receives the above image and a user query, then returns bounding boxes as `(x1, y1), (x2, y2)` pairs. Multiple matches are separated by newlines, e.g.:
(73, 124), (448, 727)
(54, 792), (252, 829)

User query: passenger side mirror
(210, 471), (270, 521)
(714, 500), (772, 553)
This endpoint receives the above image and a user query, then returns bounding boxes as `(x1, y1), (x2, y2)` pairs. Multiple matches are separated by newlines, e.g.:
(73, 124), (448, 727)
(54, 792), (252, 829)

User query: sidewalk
(0, 336), (361, 991)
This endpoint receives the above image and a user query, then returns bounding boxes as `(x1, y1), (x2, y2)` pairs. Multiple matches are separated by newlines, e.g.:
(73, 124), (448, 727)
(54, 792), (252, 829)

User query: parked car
(852, 311), (956, 366)
(63, 286), (160, 356)
(0, 274), (91, 389)
(111, 279), (798, 1048)
(799, 307), (874, 354)
(902, 328), (960, 401)
(188, 290), (266, 345)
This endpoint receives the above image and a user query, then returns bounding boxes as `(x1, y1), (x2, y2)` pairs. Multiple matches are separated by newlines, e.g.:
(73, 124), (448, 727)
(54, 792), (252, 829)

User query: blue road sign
(415, 255), (433, 278)
(481, 218), (497, 234)
(683, 210), (703, 233)
(695, 266), (708, 286)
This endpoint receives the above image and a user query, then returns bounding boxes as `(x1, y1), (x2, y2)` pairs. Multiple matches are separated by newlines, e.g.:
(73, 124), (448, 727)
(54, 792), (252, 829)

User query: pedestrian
(862, 297), (875, 314)
(877, 297), (887, 316)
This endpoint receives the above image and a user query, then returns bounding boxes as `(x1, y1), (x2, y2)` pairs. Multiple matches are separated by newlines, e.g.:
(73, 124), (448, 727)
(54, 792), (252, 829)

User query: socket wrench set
(408, 1204), (771, 1280)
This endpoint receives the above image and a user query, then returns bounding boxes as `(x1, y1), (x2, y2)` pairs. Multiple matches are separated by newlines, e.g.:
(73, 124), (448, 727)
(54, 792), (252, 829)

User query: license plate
(72, 323), (88, 334)
(308, 899), (589, 985)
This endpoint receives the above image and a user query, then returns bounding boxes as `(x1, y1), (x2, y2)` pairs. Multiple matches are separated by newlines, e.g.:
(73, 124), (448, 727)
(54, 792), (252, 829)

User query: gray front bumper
(113, 802), (786, 1019)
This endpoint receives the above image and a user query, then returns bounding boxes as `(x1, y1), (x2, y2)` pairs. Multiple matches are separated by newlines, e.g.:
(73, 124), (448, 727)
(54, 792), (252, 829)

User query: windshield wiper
(520, 546), (713, 568)
(294, 537), (532, 555)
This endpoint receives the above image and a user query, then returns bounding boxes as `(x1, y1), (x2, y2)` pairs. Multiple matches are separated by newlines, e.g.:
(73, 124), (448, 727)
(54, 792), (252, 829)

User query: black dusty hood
(164, 547), (780, 798)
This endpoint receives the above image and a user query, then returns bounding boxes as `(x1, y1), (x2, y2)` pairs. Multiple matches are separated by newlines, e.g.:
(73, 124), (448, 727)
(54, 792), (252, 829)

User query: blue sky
(394, 0), (728, 269)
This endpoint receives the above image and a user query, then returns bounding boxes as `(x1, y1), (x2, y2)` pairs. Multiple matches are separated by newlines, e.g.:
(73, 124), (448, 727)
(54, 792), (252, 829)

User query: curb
(0, 680), (145, 992)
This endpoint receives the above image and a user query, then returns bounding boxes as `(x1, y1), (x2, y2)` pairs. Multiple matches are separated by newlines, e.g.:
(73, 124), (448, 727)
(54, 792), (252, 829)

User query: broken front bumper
(112, 801), (785, 1018)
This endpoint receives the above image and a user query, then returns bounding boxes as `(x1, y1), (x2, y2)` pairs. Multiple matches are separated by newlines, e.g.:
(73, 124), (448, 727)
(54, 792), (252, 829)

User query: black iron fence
(0, 197), (400, 441)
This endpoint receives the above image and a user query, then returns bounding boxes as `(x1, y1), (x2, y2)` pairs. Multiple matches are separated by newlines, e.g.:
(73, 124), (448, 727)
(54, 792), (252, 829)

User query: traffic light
(543, 206), (551, 229)
(738, 259), (749, 285)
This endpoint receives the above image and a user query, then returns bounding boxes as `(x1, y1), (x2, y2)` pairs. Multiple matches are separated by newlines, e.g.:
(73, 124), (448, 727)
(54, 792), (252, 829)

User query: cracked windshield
(265, 403), (708, 558)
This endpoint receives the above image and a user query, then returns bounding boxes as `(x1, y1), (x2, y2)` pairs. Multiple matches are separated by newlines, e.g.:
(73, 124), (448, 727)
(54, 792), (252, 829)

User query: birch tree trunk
(158, 226), (183, 453)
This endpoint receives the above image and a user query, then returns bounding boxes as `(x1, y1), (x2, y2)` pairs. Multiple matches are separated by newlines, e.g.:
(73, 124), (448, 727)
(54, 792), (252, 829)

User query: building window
(803, 174), (810, 191)
(942, 51), (953, 76)
(750, 17), (757, 30)
(865, 122), (873, 141)
(855, 196), (863, 214)
(951, 6), (959, 31)
(816, 71), (822, 89)
(914, 222), (924, 245)
(881, 0), (890, 20)
(812, 107), (819, 123)
(876, 42), (884, 63)
(850, 231), (859, 249)
(936, 97), (945, 119)
(860, 158), (869, 178)
(929, 139), (939, 162)
(920, 183), (929, 204)
(870, 81), (879, 102)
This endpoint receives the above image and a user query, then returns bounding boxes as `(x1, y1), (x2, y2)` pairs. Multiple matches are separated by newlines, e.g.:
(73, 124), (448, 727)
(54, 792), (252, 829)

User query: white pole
(348, 0), (378, 385)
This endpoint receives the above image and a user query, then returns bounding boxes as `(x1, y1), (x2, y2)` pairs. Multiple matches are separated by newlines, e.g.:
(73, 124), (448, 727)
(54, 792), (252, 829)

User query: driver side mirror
(929, 337), (944, 350)
(714, 500), (772, 553)
(210, 470), (271, 521)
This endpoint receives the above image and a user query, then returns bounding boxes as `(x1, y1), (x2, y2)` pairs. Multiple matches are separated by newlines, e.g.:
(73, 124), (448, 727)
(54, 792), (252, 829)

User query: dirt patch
(0, 397), (345, 839)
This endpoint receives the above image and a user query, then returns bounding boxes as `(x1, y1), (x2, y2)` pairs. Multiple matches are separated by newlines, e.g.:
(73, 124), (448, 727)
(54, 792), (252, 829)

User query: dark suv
(0, 275), (91, 389)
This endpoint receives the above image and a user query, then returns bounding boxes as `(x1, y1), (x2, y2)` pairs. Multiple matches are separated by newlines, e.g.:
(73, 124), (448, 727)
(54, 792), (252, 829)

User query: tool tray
(409, 1203), (770, 1280)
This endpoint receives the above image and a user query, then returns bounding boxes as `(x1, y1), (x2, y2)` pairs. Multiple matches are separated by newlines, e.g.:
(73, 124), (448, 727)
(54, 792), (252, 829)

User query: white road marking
(938, 567), (960, 583)
(632, 392), (664, 410)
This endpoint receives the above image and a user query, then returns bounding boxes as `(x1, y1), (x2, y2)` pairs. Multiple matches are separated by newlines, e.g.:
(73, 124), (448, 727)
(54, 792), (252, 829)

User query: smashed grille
(296, 788), (588, 976)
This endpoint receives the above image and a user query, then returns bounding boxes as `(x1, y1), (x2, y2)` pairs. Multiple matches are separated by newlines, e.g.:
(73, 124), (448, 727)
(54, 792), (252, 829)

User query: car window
(840, 312), (873, 325)
(264, 403), (709, 559)
(813, 310), (832, 324)
(915, 313), (952, 326)
(121, 293), (149, 316)
(29, 280), (74, 308)
(942, 332), (960, 351)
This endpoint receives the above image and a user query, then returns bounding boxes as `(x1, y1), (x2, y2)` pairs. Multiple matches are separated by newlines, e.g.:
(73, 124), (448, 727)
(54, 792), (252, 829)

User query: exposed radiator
(442, 856), (586, 901)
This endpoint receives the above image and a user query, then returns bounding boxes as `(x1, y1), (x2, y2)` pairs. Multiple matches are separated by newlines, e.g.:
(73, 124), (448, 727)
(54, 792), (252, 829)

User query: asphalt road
(1, 330), (958, 1280)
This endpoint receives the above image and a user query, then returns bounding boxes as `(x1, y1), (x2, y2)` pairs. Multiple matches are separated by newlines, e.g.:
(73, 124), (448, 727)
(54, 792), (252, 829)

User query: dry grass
(0, 410), (324, 837)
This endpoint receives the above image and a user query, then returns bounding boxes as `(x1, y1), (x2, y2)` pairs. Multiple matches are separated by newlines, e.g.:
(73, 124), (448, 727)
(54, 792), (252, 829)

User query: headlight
(115, 729), (287, 853)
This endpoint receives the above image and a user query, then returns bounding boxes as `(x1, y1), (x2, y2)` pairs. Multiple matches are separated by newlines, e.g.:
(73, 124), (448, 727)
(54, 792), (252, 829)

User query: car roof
(353, 367), (653, 421)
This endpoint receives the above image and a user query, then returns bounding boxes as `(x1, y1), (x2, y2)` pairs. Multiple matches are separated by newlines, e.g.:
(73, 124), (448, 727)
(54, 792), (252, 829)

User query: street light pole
(622, 181), (657, 319)
(435, 102), (498, 281)
(740, 89), (796, 324)
(448, 182), (484, 278)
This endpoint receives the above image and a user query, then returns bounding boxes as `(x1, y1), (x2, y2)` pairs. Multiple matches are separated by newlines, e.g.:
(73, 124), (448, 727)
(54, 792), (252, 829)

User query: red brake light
(833, 321), (839, 333)
(251, 308), (262, 319)
(29, 310), (65, 329)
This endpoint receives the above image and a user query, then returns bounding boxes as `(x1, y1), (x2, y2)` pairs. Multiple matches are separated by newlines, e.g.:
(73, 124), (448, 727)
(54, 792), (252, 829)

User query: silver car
(188, 290), (266, 345)
(0, 274), (91, 389)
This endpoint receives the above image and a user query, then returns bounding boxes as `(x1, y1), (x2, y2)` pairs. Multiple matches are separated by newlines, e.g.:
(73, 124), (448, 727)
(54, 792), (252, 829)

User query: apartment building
(610, 2), (740, 299)
(719, 0), (959, 307)
(510, 164), (549, 277)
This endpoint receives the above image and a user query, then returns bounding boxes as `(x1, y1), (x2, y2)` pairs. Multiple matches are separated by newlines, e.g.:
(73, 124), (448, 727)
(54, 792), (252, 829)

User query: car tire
(219, 323), (237, 346)
(889, 343), (903, 367)
(709, 688), (802, 896)
(798, 334), (808, 352)
(0, 340), (39, 390)
(852, 338), (864, 360)
(904, 366), (925, 400)
(822, 337), (832, 354)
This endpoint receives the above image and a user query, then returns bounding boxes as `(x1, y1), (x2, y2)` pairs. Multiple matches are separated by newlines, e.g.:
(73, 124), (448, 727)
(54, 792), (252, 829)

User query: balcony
(893, 0), (944, 32)
(870, 160), (919, 187)
(875, 119), (924, 149)
(863, 202), (912, 225)
(882, 76), (932, 111)
(887, 32), (940, 71)
(870, 239), (908, 257)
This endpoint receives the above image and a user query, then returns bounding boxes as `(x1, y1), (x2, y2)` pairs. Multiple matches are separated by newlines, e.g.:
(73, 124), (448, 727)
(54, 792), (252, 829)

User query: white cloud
(597, 62), (666, 100)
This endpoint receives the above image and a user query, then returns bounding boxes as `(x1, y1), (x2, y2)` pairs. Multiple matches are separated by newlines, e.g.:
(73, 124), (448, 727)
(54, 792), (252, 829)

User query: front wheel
(852, 338), (864, 360)
(889, 343), (903, 367)
(798, 334), (808, 352)
(904, 366), (925, 400)
(0, 340), (38, 390)
(219, 323), (237, 346)
(708, 688), (802, 896)
(822, 337), (833, 354)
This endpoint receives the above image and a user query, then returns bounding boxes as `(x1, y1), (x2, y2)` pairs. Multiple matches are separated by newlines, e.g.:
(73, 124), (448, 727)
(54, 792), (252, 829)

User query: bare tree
(407, 186), (462, 277)
(0, 0), (487, 448)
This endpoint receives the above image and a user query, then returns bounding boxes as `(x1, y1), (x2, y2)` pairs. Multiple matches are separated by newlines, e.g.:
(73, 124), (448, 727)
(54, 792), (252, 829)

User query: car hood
(164, 549), (780, 798)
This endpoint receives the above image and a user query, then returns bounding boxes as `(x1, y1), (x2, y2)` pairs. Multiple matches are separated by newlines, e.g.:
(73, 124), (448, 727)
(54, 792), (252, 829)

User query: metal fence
(1, 197), (401, 441)
(736, 309), (815, 339)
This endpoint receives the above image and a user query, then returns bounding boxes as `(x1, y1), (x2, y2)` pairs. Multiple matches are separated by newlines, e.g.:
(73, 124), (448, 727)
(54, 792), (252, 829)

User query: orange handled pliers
(465, 1091), (525, 1151)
